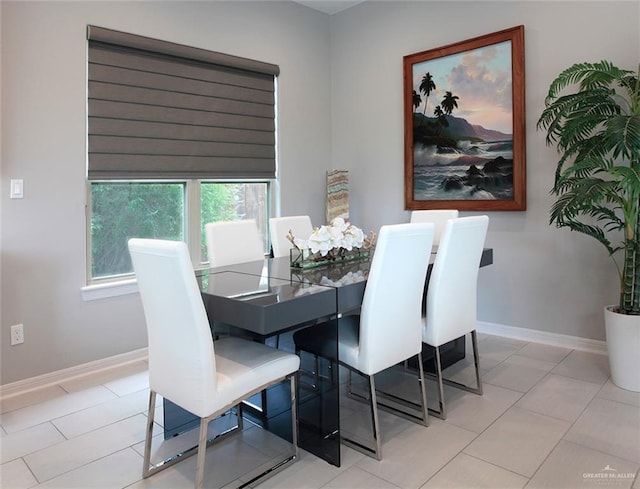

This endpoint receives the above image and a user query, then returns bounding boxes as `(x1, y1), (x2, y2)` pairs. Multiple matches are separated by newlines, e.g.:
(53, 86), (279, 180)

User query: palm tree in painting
(412, 90), (422, 112)
(419, 72), (436, 117)
(441, 91), (459, 115)
(434, 104), (448, 133)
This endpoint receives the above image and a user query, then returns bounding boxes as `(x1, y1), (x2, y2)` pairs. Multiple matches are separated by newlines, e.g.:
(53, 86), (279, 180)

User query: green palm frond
(552, 135), (609, 184)
(609, 164), (640, 191)
(552, 177), (621, 211)
(555, 156), (611, 183)
(539, 89), (621, 145)
(545, 61), (633, 99)
(603, 114), (640, 159)
(619, 72), (639, 93)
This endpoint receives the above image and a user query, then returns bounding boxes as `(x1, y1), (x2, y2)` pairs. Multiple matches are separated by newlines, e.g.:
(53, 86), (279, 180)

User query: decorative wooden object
(326, 170), (349, 222)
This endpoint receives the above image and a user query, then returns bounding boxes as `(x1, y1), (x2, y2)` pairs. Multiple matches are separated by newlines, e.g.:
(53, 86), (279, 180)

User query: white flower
(308, 225), (333, 256)
(331, 217), (348, 232)
(293, 217), (368, 257)
(342, 225), (364, 250)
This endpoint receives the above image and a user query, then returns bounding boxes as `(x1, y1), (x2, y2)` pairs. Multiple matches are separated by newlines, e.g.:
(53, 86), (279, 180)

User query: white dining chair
(128, 238), (300, 489)
(205, 219), (264, 267)
(421, 215), (489, 419)
(293, 223), (434, 460)
(410, 209), (459, 246)
(269, 215), (314, 258)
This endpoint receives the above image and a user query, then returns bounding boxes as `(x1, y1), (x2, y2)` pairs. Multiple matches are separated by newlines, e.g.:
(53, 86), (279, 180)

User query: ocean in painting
(413, 139), (514, 201)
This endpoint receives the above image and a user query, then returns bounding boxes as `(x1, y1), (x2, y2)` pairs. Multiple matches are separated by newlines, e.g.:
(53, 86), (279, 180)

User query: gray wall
(329, 1), (638, 340)
(1, 1), (638, 385)
(1, 0), (333, 384)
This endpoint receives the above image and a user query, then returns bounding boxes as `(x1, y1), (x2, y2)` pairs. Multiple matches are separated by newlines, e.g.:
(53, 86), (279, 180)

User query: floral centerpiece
(288, 217), (376, 269)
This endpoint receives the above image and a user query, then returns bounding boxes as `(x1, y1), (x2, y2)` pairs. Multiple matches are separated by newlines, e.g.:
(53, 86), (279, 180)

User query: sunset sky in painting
(412, 40), (513, 135)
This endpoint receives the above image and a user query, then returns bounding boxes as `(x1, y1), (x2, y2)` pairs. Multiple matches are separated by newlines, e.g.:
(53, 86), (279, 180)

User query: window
(86, 26), (277, 283)
(91, 182), (185, 280)
(89, 180), (269, 281)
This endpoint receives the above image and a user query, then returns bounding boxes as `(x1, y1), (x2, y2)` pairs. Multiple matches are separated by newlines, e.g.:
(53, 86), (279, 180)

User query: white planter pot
(604, 306), (640, 392)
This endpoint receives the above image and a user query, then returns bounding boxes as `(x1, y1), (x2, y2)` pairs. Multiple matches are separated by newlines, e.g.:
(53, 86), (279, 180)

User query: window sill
(81, 279), (139, 301)
(81, 264), (210, 301)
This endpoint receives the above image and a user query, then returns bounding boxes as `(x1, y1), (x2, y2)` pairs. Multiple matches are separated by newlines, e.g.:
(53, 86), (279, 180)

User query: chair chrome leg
(340, 355), (430, 460)
(195, 417), (209, 489)
(290, 374), (299, 458)
(344, 355), (429, 427)
(429, 346), (447, 420)
(436, 332), (484, 396)
(142, 377), (298, 489)
(142, 390), (156, 478)
(237, 373), (299, 488)
(368, 374), (382, 460)
(340, 370), (383, 460)
(471, 330), (483, 395)
(416, 352), (430, 427)
(425, 332), (484, 419)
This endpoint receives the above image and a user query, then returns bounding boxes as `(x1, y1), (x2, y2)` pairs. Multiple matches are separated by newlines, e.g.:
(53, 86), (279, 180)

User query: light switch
(10, 179), (24, 199)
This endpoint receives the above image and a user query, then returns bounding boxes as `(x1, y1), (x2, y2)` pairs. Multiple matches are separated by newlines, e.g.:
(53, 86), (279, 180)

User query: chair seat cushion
(214, 337), (300, 412)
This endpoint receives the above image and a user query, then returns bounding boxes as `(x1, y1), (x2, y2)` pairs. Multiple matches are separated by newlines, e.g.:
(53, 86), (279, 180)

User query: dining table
(162, 247), (493, 467)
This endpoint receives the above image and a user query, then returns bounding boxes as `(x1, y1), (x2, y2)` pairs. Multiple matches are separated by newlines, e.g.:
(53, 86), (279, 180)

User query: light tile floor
(1, 333), (639, 489)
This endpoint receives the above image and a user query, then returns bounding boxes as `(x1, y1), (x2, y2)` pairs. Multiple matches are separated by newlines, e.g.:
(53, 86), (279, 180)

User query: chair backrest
(357, 223), (434, 375)
(270, 215), (314, 258)
(424, 215), (489, 347)
(410, 209), (459, 246)
(205, 219), (265, 267)
(128, 238), (217, 417)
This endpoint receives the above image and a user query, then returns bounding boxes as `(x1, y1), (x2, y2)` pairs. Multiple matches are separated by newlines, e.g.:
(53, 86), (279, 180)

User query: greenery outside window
(89, 180), (270, 282)
(91, 182), (185, 280)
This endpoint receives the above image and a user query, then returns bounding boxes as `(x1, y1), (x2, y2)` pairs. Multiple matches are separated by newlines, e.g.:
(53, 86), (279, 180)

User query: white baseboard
(0, 348), (148, 401)
(477, 321), (608, 355)
(0, 323), (608, 401)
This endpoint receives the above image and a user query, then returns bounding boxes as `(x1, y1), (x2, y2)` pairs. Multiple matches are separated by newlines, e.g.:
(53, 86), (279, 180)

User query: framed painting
(403, 25), (526, 211)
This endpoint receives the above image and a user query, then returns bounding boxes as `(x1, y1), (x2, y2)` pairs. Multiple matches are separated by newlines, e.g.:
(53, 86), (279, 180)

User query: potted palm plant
(537, 60), (640, 391)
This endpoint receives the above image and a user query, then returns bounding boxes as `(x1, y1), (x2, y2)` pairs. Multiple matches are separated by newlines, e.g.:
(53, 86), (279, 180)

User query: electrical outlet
(10, 324), (24, 345)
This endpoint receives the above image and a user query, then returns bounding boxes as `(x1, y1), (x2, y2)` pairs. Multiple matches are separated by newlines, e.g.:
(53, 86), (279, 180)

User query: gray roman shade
(87, 25), (278, 180)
